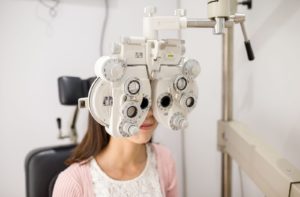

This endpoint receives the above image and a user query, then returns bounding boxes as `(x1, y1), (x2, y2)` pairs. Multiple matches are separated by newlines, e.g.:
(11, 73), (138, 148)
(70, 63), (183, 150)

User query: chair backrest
(58, 76), (95, 105)
(25, 144), (76, 197)
(23, 76), (92, 196)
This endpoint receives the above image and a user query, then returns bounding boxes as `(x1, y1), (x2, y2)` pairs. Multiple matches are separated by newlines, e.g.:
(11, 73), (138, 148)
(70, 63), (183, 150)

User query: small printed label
(103, 96), (113, 106)
(135, 52), (143, 58)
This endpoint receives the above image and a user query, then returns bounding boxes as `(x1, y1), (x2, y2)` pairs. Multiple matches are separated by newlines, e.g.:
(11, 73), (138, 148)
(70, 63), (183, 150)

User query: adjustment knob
(183, 59), (201, 79)
(123, 123), (139, 136)
(180, 94), (197, 111)
(125, 78), (141, 95)
(95, 56), (126, 82)
(174, 76), (188, 92)
(179, 119), (188, 129)
(170, 113), (188, 130)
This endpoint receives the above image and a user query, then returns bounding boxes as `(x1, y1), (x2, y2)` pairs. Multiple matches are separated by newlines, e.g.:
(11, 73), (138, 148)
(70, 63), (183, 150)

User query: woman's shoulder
(150, 143), (178, 196)
(151, 143), (172, 154)
(150, 143), (174, 163)
(52, 160), (92, 196)
(62, 160), (90, 175)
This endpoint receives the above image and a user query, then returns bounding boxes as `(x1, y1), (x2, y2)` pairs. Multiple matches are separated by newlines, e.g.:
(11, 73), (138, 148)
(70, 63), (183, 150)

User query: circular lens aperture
(127, 80), (140, 95)
(174, 76), (188, 92)
(127, 106), (138, 118)
(140, 97), (149, 109)
(177, 77), (187, 90)
(186, 97), (195, 108)
(161, 96), (171, 108)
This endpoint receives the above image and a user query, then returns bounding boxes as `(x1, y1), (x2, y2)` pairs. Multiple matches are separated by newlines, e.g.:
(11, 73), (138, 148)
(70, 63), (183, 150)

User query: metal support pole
(221, 26), (234, 197)
(187, 18), (236, 197)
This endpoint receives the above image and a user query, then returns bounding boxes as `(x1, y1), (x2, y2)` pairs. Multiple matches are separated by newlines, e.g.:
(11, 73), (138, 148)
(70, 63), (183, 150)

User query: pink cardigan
(52, 143), (178, 197)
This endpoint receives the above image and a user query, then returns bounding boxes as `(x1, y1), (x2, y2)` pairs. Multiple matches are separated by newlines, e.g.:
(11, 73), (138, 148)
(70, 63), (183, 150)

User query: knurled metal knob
(144, 6), (156, 17)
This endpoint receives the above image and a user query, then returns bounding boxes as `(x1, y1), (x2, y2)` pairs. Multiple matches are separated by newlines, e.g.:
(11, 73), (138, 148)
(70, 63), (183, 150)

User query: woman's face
(127, 108), (158, 144)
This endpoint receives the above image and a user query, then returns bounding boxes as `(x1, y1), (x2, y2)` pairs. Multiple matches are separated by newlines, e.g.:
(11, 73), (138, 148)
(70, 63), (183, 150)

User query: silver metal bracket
(217, 120), (228, 152)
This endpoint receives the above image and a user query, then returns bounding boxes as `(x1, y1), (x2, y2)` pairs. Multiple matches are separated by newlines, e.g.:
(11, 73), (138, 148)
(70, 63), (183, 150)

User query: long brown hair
(65, 114), (110, 165)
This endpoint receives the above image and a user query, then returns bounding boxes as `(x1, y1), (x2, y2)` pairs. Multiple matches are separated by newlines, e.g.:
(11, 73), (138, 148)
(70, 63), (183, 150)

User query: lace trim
(90, 144), (163, 197)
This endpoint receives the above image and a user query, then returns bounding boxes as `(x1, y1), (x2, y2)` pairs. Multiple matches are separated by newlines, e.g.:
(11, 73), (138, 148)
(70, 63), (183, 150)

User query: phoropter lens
(127, 80), (140, 95)
(176, 77), (187, 91)
(186, 97), (195, 108)
(140, 97), (149, 109)
(160, 96), (171, 108)
(127, 106), (138, 118)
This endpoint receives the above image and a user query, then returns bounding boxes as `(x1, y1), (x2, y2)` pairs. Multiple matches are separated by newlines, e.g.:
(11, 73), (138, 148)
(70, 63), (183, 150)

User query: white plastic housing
(207, 0), (231, 19)
(81, 35), (200, 135)
(152, 64), (198, 131)
(94, 56), (126, 82)
(88, 65), (151, 137)
(143, 16), (187, 40)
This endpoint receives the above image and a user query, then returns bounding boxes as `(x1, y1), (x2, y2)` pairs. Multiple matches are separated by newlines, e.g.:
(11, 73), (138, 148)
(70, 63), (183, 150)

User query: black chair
(24, 76), (94, 197)
(25, 144), (76, 197)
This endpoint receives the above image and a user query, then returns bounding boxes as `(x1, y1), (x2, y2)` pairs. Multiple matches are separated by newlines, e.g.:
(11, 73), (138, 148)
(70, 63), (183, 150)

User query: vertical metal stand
(186, 18), (235, 197)
(221, 26), (234, 197)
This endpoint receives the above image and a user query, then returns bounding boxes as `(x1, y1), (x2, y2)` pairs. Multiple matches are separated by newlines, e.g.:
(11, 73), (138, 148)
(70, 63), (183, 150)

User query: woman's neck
(96, 137), (147, 169)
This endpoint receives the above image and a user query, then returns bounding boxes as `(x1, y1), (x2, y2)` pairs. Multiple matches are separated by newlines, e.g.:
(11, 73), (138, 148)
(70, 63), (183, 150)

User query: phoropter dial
(95, 56), (127, 82)
(121, 102), (141, 119)
(169, 112), (188, 130)
(157, 93), (173, 111)
(183, 59), (201, 79)
(119, 121), (139, 137)
(125, 78), (141, 95)
(174, 75), (188, 92)
(180, 93), (197, 111)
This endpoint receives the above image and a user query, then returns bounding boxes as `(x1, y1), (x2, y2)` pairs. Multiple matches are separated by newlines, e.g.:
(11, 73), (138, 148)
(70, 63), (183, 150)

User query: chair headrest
(58, 76), (96, 105)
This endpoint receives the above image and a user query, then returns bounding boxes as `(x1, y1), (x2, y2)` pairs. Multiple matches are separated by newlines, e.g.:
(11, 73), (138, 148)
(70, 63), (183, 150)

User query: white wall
(181, 0), (300, 196)
(1, 0), (300, 196)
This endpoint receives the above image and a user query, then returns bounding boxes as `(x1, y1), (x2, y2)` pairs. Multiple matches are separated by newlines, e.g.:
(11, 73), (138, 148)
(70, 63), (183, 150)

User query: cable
(180, 128), (187, 197)
(176, 1), (187, 196)
(38, 0), (60, 17)
(37, 0), (109, 54)
(99, 0), (109, 56)
(238, 166), (245, 197)
(176, 0), (187, 196)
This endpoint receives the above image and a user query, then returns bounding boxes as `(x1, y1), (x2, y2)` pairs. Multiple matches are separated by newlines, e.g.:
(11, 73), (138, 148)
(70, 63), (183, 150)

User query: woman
(52, 109), (178, 197)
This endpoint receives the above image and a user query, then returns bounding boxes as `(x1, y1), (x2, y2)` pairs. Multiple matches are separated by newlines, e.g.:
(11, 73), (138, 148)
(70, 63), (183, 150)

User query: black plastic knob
(239, 0), (252, 9)
(244, 40), (255, 61)
(56, 118), (62, 129)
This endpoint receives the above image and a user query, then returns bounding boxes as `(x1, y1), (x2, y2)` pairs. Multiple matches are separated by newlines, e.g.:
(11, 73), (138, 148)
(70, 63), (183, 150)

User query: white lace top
(90, 144), (163, 197)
